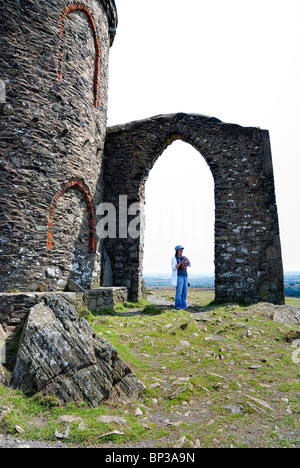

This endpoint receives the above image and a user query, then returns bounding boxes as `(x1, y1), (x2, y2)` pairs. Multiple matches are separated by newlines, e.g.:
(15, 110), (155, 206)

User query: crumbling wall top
(98, 0), (118, 44)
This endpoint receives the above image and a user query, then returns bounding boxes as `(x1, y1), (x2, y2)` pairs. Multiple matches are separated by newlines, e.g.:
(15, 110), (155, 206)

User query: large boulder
(11, 295), (145, 406)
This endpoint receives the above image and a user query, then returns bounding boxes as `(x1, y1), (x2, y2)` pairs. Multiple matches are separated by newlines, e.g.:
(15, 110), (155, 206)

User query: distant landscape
(143, 271), (300, 297)
(284, 271), (300, 297)
(143, 273), (215, 289)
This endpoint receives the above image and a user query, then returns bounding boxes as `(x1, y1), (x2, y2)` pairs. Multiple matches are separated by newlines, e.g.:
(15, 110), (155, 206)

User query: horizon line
(143, 270), (300, 276)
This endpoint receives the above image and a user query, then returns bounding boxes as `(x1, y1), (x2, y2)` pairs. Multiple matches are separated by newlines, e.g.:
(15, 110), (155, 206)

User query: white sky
(107, 0), (300, 274)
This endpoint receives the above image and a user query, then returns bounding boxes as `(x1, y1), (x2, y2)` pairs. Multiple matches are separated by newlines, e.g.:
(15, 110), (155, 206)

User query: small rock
(55, 424), (70, 439)
(15, 425), (25, 434)
(56, 415), (81, 424)
(248, 364), (262, 369)
(173, 436), (188, 448)
(97, 415), (127, 425)
(199, 385), (210, 393)
(0, 364), (5, 384)
(212, 438), (221, 445)
(98, 430), (125, 439)
(172, 377), (190, 386)
(169, 385), (187, 399)
(166, 420), (183, 427)
(213, 382), (224, 391)
(246, 395), (274, 412)
(179, 340), (191, 348)
(149, 382), (161, 389)
(207, 419), (215, 426)
(223, 404), (243, 414)
(134, 408), (143, 416)
(0, 407), (11, 419)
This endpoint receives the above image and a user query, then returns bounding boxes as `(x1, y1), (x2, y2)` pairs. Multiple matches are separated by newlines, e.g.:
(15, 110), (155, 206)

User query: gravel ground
(0, 432), (72, 448)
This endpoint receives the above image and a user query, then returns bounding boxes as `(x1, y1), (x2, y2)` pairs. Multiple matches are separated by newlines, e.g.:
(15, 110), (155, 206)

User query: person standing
(171, 245), (191, 309)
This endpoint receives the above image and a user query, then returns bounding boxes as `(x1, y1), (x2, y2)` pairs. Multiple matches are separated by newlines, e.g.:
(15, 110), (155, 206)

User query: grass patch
(0, 291), (299, 447)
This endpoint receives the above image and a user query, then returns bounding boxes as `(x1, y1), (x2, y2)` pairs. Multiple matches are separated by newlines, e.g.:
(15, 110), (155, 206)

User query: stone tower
(0, 0), (117, 291)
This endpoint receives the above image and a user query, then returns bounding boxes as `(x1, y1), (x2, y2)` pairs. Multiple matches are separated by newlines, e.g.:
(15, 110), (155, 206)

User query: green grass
(285, 296), (300, 307)
(0, 292), (299, 448)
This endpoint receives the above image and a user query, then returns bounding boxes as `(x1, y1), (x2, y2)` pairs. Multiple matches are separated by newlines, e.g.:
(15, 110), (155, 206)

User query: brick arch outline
(47, 179), (96, 253)
(58, 3), (101, 107)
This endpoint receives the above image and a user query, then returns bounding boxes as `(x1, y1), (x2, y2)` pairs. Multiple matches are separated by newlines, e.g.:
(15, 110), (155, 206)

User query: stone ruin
(0, 0), (284, 310)
(104, 113), (284, 305)
(0, 0), (285, 402)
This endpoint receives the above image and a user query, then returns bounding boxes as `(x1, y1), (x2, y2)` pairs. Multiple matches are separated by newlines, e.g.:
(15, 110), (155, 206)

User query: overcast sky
(107, 0), (300, 274)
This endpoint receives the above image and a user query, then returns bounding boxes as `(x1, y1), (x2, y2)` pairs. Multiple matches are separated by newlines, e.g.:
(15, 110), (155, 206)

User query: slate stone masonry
(0, 0), (117, 292)
(104, 113), (284, 305)
(0, 287), (127, 327)
(0, 1), (284, 307)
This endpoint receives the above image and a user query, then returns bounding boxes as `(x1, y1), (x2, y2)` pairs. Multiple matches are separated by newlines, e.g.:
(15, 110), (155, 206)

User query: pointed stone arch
(58, 3), (101, 106)
(103, 113), (284, 305)
(47, 179), (96, 253)
(143, 138), (215, 275)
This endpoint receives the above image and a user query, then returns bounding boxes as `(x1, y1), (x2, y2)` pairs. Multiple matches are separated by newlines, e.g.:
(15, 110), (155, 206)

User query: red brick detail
(58, 3), (101, 107)
(47, 179), (96, 253)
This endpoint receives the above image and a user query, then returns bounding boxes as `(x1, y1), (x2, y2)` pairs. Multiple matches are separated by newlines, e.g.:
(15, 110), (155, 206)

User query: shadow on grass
(88, 304), (176, 317)
(88, 299), (257, 318)
(89, 303), (215, 317)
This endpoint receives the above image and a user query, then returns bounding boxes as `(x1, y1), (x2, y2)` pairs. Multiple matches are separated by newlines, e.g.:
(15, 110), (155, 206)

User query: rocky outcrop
(11, 295), (145, 406)
(249, 302), (300, 325)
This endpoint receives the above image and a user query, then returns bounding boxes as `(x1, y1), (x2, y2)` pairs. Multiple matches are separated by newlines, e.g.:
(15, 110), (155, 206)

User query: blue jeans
(175, 276), (188, 309)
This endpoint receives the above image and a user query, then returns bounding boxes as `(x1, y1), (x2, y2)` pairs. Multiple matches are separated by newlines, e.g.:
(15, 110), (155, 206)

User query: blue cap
(175, 245), (184, 251)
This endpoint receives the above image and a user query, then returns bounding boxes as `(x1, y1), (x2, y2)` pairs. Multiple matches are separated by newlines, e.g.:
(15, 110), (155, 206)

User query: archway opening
(143, 140), (215, 302)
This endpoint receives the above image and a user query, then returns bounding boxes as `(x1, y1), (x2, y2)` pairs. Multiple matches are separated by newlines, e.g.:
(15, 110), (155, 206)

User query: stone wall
(104, 113), (284, 305)
(86, 287), (128, 311)
(0, 287), (127, 327)
(0, 292), (81, 327)
(0, 0), (117, 292)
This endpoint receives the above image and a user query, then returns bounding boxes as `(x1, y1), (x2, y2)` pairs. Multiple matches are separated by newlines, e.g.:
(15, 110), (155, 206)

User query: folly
(0, 1), (284, 305)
